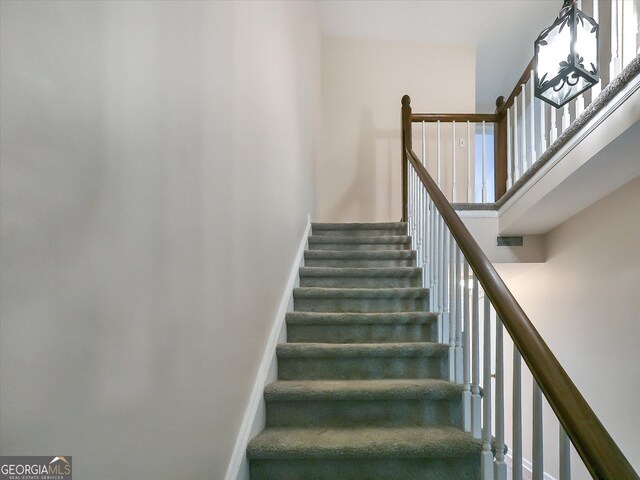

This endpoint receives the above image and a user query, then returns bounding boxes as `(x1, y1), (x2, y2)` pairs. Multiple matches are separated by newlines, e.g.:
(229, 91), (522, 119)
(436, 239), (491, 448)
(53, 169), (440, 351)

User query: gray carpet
(247, 222), (481, 479)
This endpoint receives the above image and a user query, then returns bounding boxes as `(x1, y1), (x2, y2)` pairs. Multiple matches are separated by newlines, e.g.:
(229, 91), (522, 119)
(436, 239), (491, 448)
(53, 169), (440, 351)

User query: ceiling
(317, 0), (561, 113)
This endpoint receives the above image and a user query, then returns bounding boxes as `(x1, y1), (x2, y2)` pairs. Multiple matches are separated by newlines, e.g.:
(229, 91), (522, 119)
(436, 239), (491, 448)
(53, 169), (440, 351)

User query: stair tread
(299, 267), (421, 277)
(277, 342), (447, 358)
(248, 222), (480, 473)
(286, 312), (438, 325)
(305, 250), (416, 258)
(264, 379), (462, 401)
(247, 425), (481, 459)
(312, 222), (407, 230)
(308, 235), (411, 244)
(293, 287), (429, 298)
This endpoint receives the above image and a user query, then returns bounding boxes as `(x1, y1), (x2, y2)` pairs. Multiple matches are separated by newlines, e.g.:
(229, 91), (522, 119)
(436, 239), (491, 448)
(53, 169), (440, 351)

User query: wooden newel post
(401, 95), (412, 222)
(494, 95), (508, 201)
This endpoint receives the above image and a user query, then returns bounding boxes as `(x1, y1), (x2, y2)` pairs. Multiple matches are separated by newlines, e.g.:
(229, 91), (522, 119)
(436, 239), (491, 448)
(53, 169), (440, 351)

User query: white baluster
(437, 216), (443, 340)
(414, 170), (418, 245)
(529, 73), (536, 165)
(533, 380), (544, 480)
(412, 169), (416, 241)
(590, 0), (602, 99)
(420, 188), (423, 282)
(494, 316), (507, 480)
(513, 99), (520, 181)
(423, 190), (429, 289)
(407, 169), (413, 232)
(430, 200), (438, 314)
(437, 120), (442, 187)
(550, 106), (558, 143)
(435, 208), (440, 316)
(611, 0), (622, 79)
(520, 87), (527, 175)
(417, 178), (423, 267)
(575, 0), (586, 116)
(481, 121), (487, 203)
(408, 169), (413, 236)
(622, 0), (637, 67)
(471, 275), (481, 439)
(422, 190), (427, 285)
(413, 174), (420, 260)
(513, 348), (523, 480)
(418, 174), (422, 262)
(438, 215), (449, 344)
(416, 170), (420, 245)
(455, 246), (463, 384)
(411, 170), (418, 239)
(422, 121), (426, 164)
(467, 121), (472, 202)
(441, 220), (449, 344)
(481, 294), (493, 480)
(462, 258), (471, 432)
(539, 100), (547, 154)
(426, 198), (432, 300)
(575, 92), (585, 117)
(452, 121), (457, 202)
(412, 170), (416, 244)
(416, 172), (420, 252)
(420, 185), (423, 275)
(408, 168), (412, 233)
(559, 425), (571, 480)
(562, 103), (570, 132)
(432, 210), (440, 339)
(449, 232), (456, 382)
(636, 0), (640, 56)
(506, 108), (512, 189)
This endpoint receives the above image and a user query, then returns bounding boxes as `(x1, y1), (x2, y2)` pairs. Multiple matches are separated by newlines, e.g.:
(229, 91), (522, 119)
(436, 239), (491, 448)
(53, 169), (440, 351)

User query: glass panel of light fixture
(575, 11), (598, 76)
(537, 18), (572, 90)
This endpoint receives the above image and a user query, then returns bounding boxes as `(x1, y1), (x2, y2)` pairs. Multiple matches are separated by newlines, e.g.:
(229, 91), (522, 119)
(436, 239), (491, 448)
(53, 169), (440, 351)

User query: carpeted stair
(247, 222), (482, 480)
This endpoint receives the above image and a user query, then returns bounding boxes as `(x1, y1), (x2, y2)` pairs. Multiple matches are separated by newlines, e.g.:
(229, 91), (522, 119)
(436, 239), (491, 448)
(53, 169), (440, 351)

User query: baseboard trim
(223, 214), (311, 480)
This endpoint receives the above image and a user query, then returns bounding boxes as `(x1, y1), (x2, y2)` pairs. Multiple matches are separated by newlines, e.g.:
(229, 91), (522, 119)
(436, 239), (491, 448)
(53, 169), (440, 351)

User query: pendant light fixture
(534, 0), (599, 108)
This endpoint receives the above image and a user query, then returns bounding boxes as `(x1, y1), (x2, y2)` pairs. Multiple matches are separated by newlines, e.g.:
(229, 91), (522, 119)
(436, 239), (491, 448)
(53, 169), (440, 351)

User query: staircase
(247, 222), (482, 480)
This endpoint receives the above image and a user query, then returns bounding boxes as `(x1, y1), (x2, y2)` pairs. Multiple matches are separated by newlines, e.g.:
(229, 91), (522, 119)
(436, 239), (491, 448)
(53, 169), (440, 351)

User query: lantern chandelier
(534, 0), (600, 108)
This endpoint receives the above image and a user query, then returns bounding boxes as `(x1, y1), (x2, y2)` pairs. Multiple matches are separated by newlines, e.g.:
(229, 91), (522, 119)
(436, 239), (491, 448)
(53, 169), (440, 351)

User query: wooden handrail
(411, 113), (498, 123)
(496, 58), (534, 118)
(401, 95), (639, 480)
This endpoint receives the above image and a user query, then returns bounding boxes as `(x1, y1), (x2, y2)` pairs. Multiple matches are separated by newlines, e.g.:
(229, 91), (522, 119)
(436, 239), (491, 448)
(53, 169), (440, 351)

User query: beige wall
(461, 215), (546, 263)
(496, 176), (640, 478)
(317, 36), (475, 222)
(0, 1), (320, 479)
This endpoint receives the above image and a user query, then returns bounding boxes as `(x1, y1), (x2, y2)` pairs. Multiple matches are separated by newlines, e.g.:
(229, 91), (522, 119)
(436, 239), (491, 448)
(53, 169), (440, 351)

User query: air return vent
(497, 236), (523, 247)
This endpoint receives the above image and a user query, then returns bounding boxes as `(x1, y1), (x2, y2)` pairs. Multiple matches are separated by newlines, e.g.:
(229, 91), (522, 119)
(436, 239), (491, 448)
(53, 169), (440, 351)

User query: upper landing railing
(401, 94), (639, 480)
(405, 0), (640, 210)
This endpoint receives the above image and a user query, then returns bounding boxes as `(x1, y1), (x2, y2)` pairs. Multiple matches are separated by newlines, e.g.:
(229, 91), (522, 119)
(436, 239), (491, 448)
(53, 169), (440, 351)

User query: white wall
(460, 214), (546, 263)
(0, 1), (320, 479)
(496, 176), (640, 478)
(317, 36), (475, 222)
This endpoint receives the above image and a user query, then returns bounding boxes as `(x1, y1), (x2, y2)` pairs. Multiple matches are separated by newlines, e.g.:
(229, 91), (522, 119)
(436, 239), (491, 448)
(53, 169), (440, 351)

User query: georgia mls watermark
(0, 457), (71, 480)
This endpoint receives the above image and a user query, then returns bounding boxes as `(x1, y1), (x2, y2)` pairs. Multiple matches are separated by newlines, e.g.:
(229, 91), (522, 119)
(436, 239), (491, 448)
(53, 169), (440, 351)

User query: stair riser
(308, 242), (411, 251)
(266, 398), (461, 428)
(304, 258), (416, 267)
(300, 275), (421, 288)
(294, 296), (429, 313)
(277, 356), (448, 380)
(286, 323), (438, 343)
(311, 228), (407, 237)
(250, 457), (481, 480)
